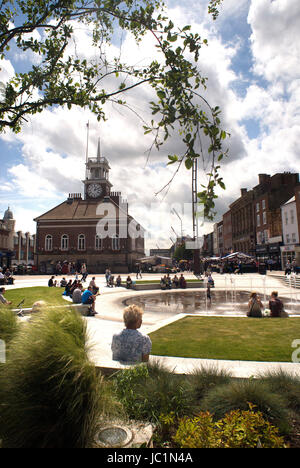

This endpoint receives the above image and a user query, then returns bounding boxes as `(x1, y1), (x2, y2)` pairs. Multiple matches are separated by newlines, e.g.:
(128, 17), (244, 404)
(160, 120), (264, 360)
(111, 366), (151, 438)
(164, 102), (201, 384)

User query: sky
(0, 0), (300, 252)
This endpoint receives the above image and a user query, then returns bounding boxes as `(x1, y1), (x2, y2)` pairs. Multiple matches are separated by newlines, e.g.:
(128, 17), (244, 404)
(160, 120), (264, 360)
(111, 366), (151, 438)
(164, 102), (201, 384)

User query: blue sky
(0, 0), (299, 249)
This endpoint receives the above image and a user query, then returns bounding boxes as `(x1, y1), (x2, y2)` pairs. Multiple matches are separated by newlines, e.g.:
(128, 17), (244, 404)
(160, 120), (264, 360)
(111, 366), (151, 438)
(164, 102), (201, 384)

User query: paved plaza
(5, 271), (300, 377)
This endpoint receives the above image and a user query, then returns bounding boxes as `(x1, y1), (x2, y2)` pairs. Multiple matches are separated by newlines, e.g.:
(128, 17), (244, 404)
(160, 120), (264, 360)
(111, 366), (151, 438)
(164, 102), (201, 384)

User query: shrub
(187, 364), (232, 402)
(0, 307), (119, 448)
(258, 369), (300, 413)
(201, 379), (290, 434)
(146, 358), (173, 378)
(113, 362), (196, 423)
(0, 306), (19, 347)
(173, 412), (217, 448)
(174, 406), (286, 448)
(113, 364), (150, 417)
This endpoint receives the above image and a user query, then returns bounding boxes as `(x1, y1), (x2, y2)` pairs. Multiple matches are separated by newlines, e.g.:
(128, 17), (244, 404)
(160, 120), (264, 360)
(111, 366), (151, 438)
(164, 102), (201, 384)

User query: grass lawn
(149, 316), (300, 362)
(4, 287), (67, 309)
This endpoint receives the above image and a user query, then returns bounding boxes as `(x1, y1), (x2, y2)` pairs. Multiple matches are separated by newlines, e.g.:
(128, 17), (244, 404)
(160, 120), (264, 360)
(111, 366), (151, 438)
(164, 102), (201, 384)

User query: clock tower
(83, 138), (112, 200)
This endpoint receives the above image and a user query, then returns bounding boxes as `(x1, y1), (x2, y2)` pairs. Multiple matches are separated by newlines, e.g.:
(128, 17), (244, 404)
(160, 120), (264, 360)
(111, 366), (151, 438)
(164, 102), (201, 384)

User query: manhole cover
(97, 426), (133, 447)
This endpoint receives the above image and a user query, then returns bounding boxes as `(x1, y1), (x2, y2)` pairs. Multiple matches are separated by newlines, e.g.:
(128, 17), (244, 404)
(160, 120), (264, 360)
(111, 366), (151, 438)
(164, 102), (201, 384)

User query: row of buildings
(202, 172), (300, 268)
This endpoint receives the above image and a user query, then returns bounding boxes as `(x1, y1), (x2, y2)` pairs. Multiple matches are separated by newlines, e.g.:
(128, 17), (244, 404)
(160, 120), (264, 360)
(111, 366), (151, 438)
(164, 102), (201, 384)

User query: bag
(280, 309), (289, 318)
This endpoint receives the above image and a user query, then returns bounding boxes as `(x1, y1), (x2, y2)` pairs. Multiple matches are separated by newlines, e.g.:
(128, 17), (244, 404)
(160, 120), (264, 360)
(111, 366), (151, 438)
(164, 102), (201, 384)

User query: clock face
(87, 183), (102, 198)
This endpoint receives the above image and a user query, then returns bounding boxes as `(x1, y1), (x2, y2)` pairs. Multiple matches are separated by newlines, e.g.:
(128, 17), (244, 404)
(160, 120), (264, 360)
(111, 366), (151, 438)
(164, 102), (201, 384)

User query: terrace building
(254, 173), (299, 266)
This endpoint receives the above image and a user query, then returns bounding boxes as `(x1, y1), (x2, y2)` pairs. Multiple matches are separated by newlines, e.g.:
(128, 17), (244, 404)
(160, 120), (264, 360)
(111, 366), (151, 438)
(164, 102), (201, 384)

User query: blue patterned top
(111, 329), (152, 363)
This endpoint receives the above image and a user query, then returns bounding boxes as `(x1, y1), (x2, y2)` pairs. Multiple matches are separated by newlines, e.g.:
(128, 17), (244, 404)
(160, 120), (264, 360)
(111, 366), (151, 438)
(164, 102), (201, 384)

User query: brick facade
(34, 151), (145, 273)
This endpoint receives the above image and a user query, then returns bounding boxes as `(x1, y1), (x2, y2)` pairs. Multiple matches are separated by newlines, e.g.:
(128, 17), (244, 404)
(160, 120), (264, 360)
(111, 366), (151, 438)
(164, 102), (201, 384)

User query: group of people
(0, 267), (14, 285)
(247, 291), (287, 318)
(47, 274), (99, 315)
(54, 261), (87, 277)
(104, 269), (134, 289)
(284, 260), (298, 276)
(68, 277), (99, 315)
(160, 274), (187, 290)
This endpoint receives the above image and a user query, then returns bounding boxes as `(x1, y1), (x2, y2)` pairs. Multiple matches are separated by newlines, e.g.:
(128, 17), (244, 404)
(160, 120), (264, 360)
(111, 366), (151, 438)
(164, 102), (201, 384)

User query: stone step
(268, 273), (300, 289)
(284, 276), (300, 289)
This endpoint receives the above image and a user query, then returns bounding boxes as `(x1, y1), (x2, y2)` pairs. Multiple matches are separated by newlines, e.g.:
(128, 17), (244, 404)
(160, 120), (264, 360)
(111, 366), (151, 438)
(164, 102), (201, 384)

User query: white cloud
(0, 58), (15, 83)
(248, 0), (300, 83)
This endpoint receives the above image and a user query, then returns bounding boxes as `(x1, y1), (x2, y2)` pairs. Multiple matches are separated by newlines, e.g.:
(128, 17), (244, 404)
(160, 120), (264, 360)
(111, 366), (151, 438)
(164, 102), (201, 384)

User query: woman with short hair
(111, 305), (152, 363)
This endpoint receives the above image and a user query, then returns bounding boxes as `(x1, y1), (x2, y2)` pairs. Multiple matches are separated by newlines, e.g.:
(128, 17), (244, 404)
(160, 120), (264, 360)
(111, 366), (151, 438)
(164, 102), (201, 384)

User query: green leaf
(185, 158), (193, 170)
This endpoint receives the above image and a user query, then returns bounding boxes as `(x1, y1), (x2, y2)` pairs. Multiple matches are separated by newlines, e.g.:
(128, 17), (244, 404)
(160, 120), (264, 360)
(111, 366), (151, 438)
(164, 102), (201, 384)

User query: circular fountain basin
(123, 290), (300, 317)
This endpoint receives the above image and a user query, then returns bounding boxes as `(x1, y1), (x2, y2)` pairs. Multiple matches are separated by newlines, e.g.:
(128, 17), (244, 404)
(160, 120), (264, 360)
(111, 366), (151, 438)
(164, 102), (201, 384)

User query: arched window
(78, 234), (85, 251)
(61, 234), (69, 251)
(95, 234), (103, 250)
(112, 234), (120, 251)
(45, 235), (53, 251)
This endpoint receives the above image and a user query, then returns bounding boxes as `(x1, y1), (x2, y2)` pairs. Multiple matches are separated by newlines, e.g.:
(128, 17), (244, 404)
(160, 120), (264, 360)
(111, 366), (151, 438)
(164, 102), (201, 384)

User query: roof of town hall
(33, 196), (134, 222)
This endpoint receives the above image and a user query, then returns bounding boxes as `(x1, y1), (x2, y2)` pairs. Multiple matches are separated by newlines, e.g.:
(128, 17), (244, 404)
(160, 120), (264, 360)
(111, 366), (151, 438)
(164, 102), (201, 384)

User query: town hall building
(34, 141), (145, 273)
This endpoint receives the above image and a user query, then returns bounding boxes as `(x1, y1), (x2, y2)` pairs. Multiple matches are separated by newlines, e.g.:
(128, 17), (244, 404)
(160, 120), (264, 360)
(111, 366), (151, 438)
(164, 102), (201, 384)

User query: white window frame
(78, 234), (85, 251)
(290, 210), (294, 224)
(95, 234), (103, 250)
(262, 211), (267, 225)
(112, 234), (120, 251)
(257, 213), (260, 227)
(61, 234), (69, 251)
(45, 234), (53, 251)
(264, 229), (269, 242)
(285, 212), (288, 225)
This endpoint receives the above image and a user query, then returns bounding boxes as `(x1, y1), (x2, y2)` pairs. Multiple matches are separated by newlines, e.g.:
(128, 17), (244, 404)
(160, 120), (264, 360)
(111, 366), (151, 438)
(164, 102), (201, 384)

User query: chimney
(258, 174), (270, 185)
(241, 188), (247, 197)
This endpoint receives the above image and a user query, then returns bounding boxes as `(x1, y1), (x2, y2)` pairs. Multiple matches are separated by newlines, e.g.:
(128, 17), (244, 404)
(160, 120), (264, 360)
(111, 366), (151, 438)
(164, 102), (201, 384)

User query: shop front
(255, 245), (269, 262)
(268, 242), (282, 270)
(280, 245), (300, 269)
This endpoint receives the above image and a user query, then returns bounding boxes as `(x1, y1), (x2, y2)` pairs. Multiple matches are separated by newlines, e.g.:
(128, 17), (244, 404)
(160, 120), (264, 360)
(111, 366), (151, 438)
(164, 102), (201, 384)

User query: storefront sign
(280, 245), (297, 252)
